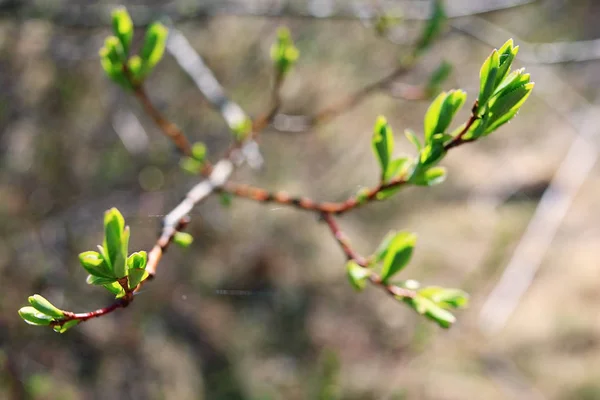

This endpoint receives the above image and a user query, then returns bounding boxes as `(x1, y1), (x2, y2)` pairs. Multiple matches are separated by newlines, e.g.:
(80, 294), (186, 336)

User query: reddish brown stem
(219, 176), (407, 215)
(321, 212), (415, 299)
(132, 85), (193, 156)
(60, 296), (131, 323)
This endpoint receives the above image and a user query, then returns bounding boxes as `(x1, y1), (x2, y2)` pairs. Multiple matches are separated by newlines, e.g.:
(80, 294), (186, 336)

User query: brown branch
(132, 85), (193, 156)
(58, 297), (131, 324)
(252, 70), (284, 135)
(219, 177), (407, 215)
(321, 213), (415, 299)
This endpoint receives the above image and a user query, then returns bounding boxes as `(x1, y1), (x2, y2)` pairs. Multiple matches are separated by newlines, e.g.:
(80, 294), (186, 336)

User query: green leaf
(28, 295), (64, 319)
(355, 187), (370, 204)
(404, 129), (422, 151)
(404, 296), (456, 328)
(494, 39), (518, 89)
(173, 232), (194, 248)
(484, 82), (534, 134)
(128, 269), (149, 290)
(418, 287), (469, 309)
(111, 7), (134, 55)
(127, 252), (149, 289)
(426, 61), (452, 96)
(79, 251), (115, 279)
(140, 22), (168, 74)
(380, 232), (417, 282)
(127, 251), (148, 271)
(103, 208), (128, 278)
(99, 36), (130, 89)
(179, 157), (203, 175)
(231, 117), (252, 141)
(493, 68), (530, 99)
(103, 281), (126, 298)
(346, 260), (371, 291)
(270, 27), (299, 76)
(372, 116), (394, 178)
(53, 320), (80, 334)
(18, 306), (54, 326)
(423, 166), (447, 186)
(191, 142), (207, 163)
(127, 55), (143, 82)
(423, 90), (467, 143)
(478, 49), (500, 108)
(383, 157), (411, 182)
(414, 0), (446, 56)
(377, 158), (413, 200)
(373, 231), (397, 263)
(417, 142), (446, 169)
(86, 274), (118, 286)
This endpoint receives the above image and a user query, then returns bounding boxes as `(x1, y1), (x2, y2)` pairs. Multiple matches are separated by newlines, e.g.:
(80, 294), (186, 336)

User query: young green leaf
(414, 0), (446, 56)
(127, 251), (148, 271)
(18, 306), (54, 326)
(380, 232), (417, 282)
(86, 274), (118, 286)
(422, 166), (447, 186)
(373, 231), (397, 263)
(140, 22), (168, 75)
(28, 295), (64, 319)
(423, 90), (467, 143)
(103, 281), (126, 298)
(426, 61), (452, 96)
(478, 49), (500, 108)
(404, 129), (422, 151)
(270, 27), (299, 76)
(103, 208), (128, 278)
(346, 260), (371, 291)
(418, 287), (469, 309)
(127, 55), (143, 82)
(173, 232), (194, 248)
(127, 252), (149, 289)
(405, 295), (456, 328)
(372, 116), (394, 178)
(53, 320), (80, 334)
(179, 157), (203, 175)
(191, 142), (207, 163)
(79, 251), (115, 279)
(111, 7), (134, 55)
(494, 39), (518, 89)
(383, 157), (411, 182)
(484, 82), (534, 134)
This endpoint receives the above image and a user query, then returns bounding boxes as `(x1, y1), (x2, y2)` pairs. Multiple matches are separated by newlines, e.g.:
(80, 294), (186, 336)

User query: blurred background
(1, 0), (600, 399)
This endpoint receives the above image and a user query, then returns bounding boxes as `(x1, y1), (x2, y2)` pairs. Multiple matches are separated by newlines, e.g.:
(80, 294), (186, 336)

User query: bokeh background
(2, 0), (600, 399)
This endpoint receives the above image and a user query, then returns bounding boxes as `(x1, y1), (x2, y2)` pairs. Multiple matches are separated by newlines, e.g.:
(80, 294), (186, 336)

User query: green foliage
(423, 90), (466, 143)
(403, 286), (469, 328)
(78, 208), (147, 296)
(414, 0), (446, 56)
(270, 27), (299, 76)
(28, 295), (64, 319)
(112, 7), (133, 56)
(173, 232), (194, 248)
(346, 260), (371, 291)
(380, 232), (416, 283)
(426, 61), (453, 97)
(372, 116), (395, 179)
(100, 8), (168, 88)
(139, 22), (168, 78)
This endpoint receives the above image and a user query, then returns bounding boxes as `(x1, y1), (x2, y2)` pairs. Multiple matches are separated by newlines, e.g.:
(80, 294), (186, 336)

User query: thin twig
(321, 212), (415, 299)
